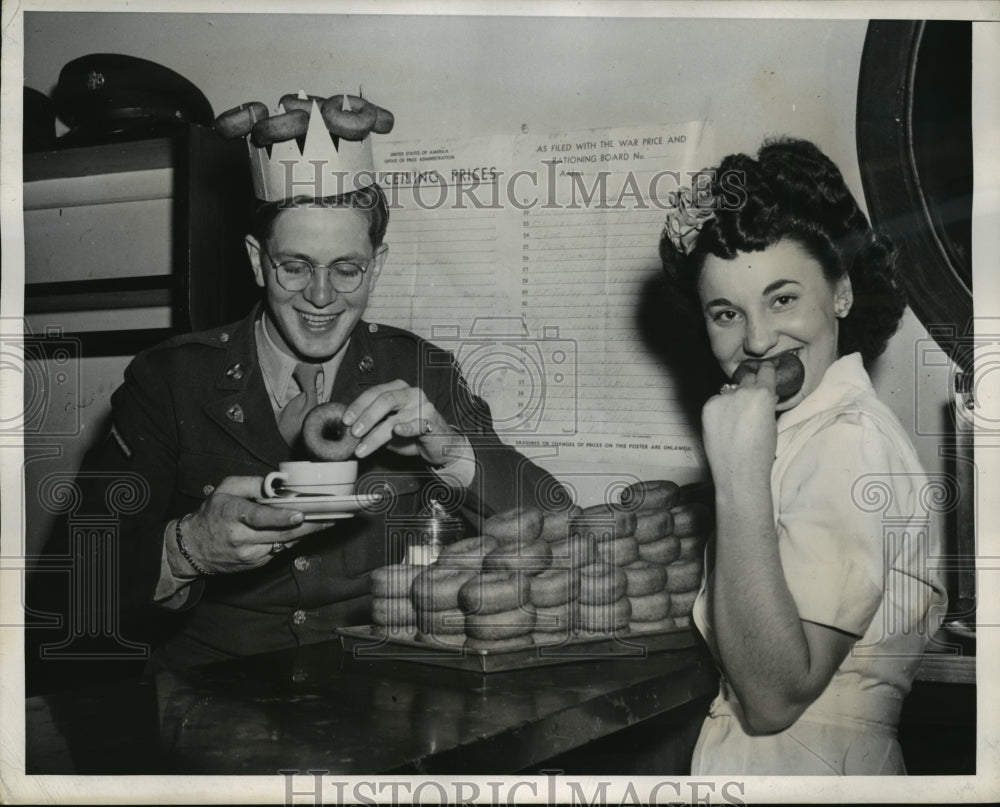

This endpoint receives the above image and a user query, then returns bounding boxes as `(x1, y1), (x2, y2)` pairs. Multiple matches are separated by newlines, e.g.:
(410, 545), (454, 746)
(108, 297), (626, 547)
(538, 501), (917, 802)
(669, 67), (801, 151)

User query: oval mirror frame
(856, 20), (973, 373)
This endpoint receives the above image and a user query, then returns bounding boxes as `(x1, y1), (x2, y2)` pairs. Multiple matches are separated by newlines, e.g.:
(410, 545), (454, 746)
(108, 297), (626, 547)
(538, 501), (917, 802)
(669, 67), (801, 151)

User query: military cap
(53, 53), (214, 145)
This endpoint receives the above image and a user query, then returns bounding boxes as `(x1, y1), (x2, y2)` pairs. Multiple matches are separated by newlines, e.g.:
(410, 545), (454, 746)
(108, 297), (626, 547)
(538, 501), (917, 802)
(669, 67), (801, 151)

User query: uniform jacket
(78, 306), (559, 670)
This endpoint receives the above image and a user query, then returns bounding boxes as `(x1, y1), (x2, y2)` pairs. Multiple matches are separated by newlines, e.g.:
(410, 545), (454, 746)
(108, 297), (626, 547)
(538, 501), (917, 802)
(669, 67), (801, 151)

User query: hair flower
(662, 186), (716, 255)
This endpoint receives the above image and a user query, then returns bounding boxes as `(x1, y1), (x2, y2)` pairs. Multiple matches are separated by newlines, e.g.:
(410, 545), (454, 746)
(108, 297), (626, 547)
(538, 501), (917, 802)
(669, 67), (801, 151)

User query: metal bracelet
(175, 513), (214, 576)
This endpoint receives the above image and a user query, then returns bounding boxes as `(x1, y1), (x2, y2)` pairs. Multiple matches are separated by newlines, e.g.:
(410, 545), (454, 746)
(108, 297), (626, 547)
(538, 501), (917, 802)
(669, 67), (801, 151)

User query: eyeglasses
(263, 246), (376, 294)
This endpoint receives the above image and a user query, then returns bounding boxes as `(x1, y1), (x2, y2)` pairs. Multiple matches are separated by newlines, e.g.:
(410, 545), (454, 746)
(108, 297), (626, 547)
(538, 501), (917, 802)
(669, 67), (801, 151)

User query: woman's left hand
(702, 362), (779, 479)
(341, 380), (466, 467)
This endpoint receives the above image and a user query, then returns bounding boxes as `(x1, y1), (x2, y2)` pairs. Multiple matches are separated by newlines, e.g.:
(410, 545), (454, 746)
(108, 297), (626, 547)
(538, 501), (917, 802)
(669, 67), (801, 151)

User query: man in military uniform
(52, 94), (560, 674)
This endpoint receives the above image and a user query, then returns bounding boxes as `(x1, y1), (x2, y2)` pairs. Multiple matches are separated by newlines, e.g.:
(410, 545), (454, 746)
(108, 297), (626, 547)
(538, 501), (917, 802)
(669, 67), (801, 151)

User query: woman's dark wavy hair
(251, 183), (390, 248)
(660, 138), (906, 378)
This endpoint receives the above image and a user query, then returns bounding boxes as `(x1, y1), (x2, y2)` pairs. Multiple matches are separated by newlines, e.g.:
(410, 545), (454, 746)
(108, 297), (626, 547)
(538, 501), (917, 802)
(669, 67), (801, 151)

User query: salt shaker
(403, 499), (464, 565)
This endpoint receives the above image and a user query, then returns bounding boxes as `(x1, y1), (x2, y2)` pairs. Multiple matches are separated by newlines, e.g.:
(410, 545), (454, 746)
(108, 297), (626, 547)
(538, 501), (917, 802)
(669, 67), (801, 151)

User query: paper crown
(247, 91), (378, 202)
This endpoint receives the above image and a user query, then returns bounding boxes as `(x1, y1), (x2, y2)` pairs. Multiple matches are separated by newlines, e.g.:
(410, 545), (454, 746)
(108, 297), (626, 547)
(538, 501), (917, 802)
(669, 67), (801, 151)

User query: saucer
(254, 493), (382, 521)
(267, 485), (356, 498)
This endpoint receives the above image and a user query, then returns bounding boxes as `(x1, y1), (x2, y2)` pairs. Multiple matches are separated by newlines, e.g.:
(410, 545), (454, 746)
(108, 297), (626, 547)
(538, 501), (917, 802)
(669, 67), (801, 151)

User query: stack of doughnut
(564, 504), (638, 636)
(366, 485), (713, 647)
(462, 507), (553, 651)
(368, 536), (489, 646)
(529, 565), (580, 645)
(214, 92), (394, 147)
(458, 569), (536, 652)
(618, 479), (714, 629)
(369, 564), (423, 639)
(570, 504), (639, 568)
(410, 564), (477, 648)
(577, 562), (631, 636)
(532, 504), (592, 644)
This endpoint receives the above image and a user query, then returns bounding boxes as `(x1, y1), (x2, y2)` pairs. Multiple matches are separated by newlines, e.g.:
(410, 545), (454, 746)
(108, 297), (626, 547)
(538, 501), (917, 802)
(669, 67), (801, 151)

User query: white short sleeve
(774, 415), (906, 637)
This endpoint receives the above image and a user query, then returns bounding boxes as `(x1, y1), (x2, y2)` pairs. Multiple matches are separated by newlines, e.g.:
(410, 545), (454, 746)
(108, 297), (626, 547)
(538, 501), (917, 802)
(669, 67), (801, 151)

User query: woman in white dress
(659, 138), (947, 775)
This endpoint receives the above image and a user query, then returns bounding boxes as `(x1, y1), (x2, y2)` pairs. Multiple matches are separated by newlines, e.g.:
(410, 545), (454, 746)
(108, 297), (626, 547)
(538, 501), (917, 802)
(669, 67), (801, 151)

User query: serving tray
(336, 624), (698, 673)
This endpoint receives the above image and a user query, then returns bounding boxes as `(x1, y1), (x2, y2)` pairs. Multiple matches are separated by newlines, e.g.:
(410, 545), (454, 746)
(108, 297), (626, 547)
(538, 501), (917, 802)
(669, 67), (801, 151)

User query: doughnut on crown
(248, 90), (376, 202)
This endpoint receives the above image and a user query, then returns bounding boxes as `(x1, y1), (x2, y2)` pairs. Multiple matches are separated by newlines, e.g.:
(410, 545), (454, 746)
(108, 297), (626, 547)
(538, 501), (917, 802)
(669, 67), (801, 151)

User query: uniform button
(358, 355), (375, 374)
(368, 323), (379, 333)
(293, 556), (310, 571)
(225, 404), (244, 423)
(292, 609), (307, 625)
(202, 484), (215, 496)
(219, 332), (230, 343)
(225, 362), (244, 380)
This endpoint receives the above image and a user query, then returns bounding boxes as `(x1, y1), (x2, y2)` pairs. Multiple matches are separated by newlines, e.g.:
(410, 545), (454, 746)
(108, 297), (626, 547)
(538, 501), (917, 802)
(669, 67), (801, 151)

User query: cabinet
(23, 124), (256, 355)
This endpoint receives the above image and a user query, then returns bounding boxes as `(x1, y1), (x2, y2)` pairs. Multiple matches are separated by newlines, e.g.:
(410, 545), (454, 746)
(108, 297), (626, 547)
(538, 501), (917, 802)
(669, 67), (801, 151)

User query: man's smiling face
(247, 205), (386, 361)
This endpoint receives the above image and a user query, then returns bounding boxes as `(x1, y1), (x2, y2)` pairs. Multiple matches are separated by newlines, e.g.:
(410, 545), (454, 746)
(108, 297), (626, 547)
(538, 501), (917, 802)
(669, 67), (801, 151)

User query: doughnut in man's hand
(302, 402), (362, 461)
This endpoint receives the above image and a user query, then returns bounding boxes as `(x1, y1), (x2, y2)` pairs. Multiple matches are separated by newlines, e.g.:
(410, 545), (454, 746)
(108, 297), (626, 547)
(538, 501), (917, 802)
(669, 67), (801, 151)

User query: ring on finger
(719, 383), (738, 394)
(268, 542), (284, 555)
(422, 419), (433, 434)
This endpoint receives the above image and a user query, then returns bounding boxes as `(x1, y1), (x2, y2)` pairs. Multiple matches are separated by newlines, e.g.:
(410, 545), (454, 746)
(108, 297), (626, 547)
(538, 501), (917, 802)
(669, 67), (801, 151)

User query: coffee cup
(262, 460), (357, 498)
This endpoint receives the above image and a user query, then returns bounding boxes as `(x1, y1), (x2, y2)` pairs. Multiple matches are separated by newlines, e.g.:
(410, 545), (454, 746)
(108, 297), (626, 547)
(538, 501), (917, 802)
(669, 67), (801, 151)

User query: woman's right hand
(171, 476), (330, 575)
(701, 362), (780, 484)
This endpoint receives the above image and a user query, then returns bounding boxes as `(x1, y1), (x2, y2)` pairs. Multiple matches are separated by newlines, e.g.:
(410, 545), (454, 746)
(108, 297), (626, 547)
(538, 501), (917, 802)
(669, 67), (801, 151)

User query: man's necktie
(278, 362), (321, 447)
